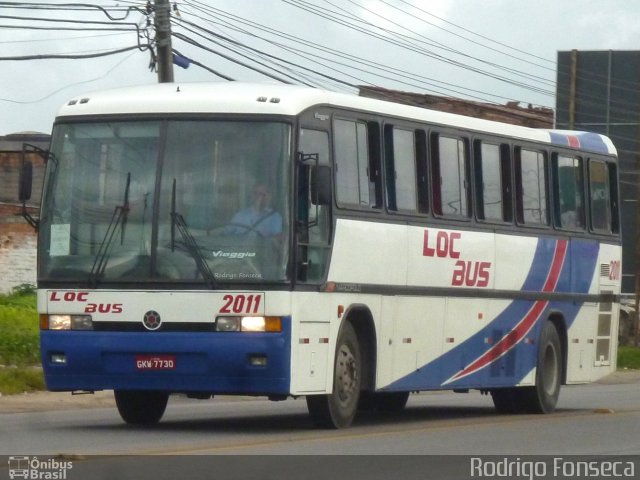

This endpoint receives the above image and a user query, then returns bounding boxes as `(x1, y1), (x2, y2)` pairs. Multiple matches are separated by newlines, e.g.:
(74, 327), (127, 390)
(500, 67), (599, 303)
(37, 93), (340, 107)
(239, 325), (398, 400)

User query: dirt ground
(1, 370), (638, 414)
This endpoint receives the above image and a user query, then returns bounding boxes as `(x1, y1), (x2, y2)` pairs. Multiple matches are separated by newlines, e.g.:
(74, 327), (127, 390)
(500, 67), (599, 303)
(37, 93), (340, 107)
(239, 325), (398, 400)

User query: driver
(224, 184), (283, 237)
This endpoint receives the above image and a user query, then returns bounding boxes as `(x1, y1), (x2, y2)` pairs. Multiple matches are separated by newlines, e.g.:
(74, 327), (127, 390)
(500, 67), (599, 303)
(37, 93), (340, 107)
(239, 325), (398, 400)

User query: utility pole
(154, 0), (174, 83)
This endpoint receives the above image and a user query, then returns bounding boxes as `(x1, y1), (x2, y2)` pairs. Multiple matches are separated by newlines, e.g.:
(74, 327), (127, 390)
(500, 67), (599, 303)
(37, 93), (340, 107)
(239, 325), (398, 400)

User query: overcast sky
(1, 0), (640, 136)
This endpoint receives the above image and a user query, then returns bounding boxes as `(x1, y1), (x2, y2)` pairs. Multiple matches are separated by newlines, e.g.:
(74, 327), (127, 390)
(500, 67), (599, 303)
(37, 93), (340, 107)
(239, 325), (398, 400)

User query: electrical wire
(280, 0), (555, 97)
(180, 0), (540, 103)
(171, 47), (234, 80)
(0, 44), (146, 61)
(0, 50), (138, 103)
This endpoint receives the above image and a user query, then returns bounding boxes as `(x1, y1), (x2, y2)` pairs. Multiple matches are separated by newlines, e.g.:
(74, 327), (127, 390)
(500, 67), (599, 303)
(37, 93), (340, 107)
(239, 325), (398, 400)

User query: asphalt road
(0, 373), (638, 480)
(1, 373), (639, 458)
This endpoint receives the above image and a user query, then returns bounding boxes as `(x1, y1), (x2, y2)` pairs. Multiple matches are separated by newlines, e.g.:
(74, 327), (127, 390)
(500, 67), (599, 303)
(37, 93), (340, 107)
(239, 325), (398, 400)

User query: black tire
(490, 388), (518, 414)
(357, 391), (378, 412)
(114, 390), (169, 425)
(359, 391), (410, 413)
(518, 321), (563, 413)
(307, 322), (361, 429)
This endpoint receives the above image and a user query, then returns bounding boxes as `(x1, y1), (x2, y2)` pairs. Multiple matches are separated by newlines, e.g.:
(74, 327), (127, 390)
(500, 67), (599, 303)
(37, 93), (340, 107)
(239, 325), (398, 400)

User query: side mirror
(19, 144), (41, 230)
(310, 165), (331, 206)
(19, 160), (33, 202)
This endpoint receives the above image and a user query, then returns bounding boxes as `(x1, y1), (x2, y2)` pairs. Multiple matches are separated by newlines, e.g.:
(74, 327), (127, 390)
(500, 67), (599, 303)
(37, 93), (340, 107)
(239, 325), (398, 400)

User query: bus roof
(56, 82), (617, 156)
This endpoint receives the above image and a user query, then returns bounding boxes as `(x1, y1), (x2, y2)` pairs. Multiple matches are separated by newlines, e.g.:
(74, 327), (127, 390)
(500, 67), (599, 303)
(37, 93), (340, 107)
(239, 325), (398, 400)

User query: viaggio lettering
(212, 250), (256, 259)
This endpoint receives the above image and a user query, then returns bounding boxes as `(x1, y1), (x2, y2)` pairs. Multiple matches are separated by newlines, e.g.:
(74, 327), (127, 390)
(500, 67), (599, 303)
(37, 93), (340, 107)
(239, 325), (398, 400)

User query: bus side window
(553, 154), (585, 230)
(384, 125), (418, 213)
(474, 141), (512, 223)
(515, 147), (549, 226)
(367, 121), (383, 209)
(589, 159), (612, 233)
(415, 130), (429, 213)
(431, 134), (470, 218)
(334, 118), (370, 208)
(608, 162), (620, 234)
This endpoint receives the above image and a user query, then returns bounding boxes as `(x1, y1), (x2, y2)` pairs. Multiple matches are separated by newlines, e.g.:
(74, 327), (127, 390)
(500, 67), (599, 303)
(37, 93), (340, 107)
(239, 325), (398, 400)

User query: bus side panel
(564, 241), (621, 384)
(385, 236), (599, 391)
(327, 219), (408, 286)
(380, 296), (446, 389)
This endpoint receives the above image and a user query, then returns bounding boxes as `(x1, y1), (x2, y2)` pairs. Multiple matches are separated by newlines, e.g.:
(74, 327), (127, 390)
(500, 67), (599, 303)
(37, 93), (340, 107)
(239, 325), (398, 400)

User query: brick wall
(0, 220), (37, 293)
(0, 133), (49, 293)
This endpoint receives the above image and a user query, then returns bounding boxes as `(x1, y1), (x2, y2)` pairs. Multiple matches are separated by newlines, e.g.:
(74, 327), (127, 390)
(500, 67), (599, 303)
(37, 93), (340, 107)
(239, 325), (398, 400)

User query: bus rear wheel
(518, 321), (563, 413)
(306, 322), (361, 429)
(490, 321), (562, 414)
(114, 390), (169, 425)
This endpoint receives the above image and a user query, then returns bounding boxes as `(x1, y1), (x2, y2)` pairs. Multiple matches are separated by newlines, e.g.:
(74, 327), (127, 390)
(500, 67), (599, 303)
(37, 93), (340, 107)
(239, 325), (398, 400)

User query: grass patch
(617, 346), (640, 370)
(0, 367), (45, 395)
(0, 285), (40, 366)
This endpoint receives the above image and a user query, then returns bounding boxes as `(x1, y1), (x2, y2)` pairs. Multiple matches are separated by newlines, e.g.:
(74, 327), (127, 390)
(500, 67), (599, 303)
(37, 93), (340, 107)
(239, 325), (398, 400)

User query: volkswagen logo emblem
(142, 310), (162, 331)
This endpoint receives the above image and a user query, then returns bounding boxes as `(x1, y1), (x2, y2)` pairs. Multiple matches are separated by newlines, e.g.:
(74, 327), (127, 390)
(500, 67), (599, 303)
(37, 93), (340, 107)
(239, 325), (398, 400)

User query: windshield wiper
(170, 179), (216, 287)
(88, 173), (131, 285)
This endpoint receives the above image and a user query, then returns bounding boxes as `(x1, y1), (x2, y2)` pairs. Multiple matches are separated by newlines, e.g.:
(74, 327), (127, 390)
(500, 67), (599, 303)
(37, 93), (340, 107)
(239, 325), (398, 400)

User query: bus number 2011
(219, 294), (262, 314)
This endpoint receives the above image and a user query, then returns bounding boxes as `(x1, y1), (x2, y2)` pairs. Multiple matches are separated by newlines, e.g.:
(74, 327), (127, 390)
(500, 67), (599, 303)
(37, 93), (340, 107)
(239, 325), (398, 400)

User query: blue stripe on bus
(549, 132), (609, 154)
(384, 238), (599, 391)
(40, 316), (292, 395)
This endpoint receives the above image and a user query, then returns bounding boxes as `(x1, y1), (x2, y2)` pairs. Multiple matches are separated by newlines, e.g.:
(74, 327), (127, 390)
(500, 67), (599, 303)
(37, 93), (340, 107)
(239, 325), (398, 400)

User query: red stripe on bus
(444, 240), (568, 384)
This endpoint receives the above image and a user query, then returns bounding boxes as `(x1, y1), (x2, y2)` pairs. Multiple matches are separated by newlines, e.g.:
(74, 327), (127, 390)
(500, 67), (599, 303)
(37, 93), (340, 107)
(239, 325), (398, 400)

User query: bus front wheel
(306, 322), (361, 429)
(114, 390), (169, 425)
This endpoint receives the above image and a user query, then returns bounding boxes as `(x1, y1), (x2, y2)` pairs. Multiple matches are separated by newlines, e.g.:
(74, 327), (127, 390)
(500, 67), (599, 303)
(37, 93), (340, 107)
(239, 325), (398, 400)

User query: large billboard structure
(557, 50), (640, 294)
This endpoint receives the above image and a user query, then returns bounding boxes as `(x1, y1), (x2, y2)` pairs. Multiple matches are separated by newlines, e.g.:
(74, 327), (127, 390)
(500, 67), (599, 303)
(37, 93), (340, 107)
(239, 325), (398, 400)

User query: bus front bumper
(40, 321), (291, 395)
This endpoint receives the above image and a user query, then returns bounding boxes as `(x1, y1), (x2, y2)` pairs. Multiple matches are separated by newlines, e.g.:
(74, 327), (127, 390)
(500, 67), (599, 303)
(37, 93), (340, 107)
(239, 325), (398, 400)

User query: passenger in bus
(224, 184), (283, 237)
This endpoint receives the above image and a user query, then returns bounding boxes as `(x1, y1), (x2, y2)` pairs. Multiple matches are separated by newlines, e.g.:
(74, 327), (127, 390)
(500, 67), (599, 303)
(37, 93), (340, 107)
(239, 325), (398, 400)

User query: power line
(0, 44), (146, 61)
(392, 0), (555, 65)
(0, 50), (138, 103)
(181, 0), (540, 103)
(172, 31), (296, 84)
(280, 0), (554, 97)
(328, 0), (555, 85)
(171, 47), (234, 80)
(0, 31), (131, 44)
(0, 2), (145, 21)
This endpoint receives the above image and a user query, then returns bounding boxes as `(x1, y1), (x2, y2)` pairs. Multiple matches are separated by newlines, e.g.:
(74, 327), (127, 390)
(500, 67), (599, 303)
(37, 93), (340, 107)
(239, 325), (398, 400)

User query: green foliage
(11, 283), (36, 296)
(617, 346), (640, 370)
(0, 291), (40, 366)
(0, 367), (45, 395)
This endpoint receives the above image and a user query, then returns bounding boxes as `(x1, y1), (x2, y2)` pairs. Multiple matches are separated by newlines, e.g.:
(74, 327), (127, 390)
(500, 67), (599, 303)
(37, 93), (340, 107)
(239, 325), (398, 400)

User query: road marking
(127, 407), (640, 455)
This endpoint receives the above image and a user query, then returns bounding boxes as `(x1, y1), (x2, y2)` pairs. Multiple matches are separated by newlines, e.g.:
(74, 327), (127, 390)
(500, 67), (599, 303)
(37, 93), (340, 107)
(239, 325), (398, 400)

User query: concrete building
(358, 85), (554, 127)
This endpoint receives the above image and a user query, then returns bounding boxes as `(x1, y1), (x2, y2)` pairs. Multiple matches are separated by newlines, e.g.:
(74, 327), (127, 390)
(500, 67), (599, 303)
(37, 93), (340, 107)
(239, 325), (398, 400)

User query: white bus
(26, 82), (621, 428)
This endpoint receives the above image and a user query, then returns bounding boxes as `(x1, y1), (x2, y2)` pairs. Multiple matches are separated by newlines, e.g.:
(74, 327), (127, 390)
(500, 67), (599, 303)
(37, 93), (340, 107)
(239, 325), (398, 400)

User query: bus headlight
(215, 316), (282, 333)
(45, 315), (93, 331)
(215, 316), (241, 332)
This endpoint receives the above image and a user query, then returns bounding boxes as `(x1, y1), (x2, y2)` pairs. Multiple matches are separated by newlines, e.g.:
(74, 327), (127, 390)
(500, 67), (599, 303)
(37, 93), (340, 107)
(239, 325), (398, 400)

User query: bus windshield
(39, 120), (291, 285)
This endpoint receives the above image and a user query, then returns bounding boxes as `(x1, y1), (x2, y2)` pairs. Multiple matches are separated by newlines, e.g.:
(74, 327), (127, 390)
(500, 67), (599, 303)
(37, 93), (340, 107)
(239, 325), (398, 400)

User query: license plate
(135, 354), (176, 371)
